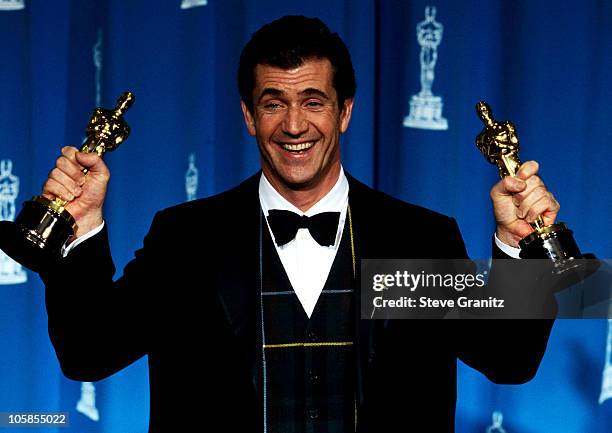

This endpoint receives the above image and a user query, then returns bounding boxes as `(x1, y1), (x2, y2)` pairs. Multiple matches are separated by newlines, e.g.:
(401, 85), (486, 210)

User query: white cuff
(61, 221), (105, 257)
(494, 232), (522, 259)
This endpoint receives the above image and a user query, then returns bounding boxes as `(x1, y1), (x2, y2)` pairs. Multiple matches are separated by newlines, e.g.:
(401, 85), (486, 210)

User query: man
(40, 16), (558, 432)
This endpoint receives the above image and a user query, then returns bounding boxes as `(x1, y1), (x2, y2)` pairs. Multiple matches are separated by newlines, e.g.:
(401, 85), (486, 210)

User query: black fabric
(40, 171), (555, 433)
(267, 209), (341, 247)
(262, 215), (355, 432)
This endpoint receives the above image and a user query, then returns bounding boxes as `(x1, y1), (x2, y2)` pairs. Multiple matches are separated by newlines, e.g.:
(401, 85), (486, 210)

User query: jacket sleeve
(455, 319), (554, 384)
(40, 211), (168, 382)
(453, 237), (555, 384)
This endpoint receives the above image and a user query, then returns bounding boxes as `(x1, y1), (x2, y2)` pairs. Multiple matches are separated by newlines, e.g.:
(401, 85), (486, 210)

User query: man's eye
(263, 102), (282, 110)
(305, 100), (323, 107)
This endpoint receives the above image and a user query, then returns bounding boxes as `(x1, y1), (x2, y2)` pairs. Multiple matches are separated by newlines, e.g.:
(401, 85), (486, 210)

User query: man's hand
(42, 146), (110, 238)
(491, 160), (560, 247)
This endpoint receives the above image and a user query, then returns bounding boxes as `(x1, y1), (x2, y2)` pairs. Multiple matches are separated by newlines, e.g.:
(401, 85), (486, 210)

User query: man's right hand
(42, 146), (110, 238)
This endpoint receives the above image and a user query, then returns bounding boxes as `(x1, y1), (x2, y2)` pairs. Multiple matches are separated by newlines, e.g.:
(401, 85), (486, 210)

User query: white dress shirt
(62, 220), (105, 256)
(259, 167), (349, 318)
(494, 233), (521, 258)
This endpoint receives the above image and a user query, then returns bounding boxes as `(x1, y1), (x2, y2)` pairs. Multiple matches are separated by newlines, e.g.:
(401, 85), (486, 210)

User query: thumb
(516, 160), (539, 181)
(491, 176), (526, 198)
(75, 151), (107, 173)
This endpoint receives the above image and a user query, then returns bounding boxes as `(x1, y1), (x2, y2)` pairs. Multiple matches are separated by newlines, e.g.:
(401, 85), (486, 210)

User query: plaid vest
(260, 217), (356, 433)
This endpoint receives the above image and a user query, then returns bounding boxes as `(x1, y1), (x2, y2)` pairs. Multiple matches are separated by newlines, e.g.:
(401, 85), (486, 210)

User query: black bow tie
(267, 209), (341, 247)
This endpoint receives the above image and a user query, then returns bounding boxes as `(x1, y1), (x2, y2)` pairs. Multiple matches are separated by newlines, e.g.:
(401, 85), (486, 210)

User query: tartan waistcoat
(260, 216), (356, 433)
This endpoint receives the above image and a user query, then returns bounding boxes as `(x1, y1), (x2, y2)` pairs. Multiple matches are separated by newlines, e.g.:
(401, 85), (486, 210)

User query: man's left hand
(491, 160), (560, 247)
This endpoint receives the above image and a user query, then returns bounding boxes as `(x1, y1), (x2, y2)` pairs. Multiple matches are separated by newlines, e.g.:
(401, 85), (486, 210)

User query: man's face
(241, 58), (354, 192)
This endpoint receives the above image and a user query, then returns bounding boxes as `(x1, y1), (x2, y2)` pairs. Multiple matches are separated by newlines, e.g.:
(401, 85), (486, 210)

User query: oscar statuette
(0, 92), (134, 272)
(474, 101), (595, 274)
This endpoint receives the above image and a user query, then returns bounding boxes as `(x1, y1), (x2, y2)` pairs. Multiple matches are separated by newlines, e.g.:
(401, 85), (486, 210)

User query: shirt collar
(259, 166), (349, 217)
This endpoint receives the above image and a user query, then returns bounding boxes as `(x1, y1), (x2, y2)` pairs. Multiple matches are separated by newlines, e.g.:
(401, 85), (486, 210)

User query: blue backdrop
(0, 1), (610, 432)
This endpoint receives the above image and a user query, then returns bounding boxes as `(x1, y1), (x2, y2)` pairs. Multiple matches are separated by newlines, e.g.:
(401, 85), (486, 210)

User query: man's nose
(282, 106), (308, 137)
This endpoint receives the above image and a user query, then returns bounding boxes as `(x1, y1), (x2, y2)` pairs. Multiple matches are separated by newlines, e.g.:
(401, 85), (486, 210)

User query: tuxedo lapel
(346, 173), (380, 408)
(212, 173), (260, 335)
(210, 173), (262, 392)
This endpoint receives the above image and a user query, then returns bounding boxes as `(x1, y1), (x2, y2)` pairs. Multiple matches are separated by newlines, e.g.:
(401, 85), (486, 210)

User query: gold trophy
(475, 101), (585, 269)
(0, 92), (134, 272)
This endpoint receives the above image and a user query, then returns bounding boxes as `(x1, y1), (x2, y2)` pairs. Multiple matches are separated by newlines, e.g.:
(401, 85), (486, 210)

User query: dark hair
(238, 15), (356, 113)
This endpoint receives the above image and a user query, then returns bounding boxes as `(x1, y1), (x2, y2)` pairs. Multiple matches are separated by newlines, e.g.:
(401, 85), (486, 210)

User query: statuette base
(0, 198), (75, 272)
(404, 94), (448, 130)
(518, 222), (600, 283)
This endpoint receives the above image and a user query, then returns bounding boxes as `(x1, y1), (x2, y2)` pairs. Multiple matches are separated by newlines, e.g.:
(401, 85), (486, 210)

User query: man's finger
(516, 160), (539, 181)
(75, 151), (105, 170)
(61, 146), (80, 162)
(525, 193), (560, 223)
(42, 178), (76, 202)
(493, 176), (526, 197)
(512, 175), (544, 202)
(56, 155), (86, 184)
(516, 185), (548, 218)
(48, 167), (83, 198)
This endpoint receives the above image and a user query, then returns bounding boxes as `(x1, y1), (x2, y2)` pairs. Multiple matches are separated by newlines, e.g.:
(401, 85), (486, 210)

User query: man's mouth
(280, 141), (316, 153)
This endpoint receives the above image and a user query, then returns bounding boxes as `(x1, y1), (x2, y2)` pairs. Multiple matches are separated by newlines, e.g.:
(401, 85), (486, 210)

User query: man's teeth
(282, 141), (315, 151)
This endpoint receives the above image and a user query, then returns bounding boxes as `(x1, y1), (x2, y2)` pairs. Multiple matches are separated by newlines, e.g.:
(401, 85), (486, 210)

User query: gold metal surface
(475, 101), (544, 230)
(53, 92), (135, 210)
(263, 342), (354, 349)
(32, 196), (68, 216)
(521, 222), (568, 244)
(81, 91), (134, 155)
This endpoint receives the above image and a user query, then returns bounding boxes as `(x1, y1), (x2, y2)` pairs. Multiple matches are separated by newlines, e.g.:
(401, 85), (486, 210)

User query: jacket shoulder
(347, 174), (455, 225)
(347, 174), (467, 258)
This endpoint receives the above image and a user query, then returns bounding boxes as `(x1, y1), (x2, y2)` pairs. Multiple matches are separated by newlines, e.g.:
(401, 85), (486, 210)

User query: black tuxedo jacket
(41, 173), (553, 433)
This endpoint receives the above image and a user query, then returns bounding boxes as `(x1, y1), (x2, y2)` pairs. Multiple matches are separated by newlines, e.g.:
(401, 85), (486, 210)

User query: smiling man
(39, 16), (558, 433)
(241, 58), (353, 210)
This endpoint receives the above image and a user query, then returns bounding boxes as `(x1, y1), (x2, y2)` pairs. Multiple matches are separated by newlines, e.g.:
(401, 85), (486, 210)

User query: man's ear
(339, 97), (355, 134)
(240, 100), (257, 136)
